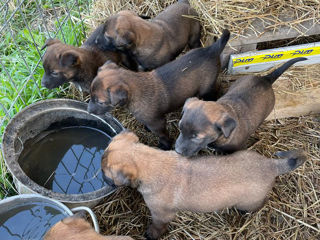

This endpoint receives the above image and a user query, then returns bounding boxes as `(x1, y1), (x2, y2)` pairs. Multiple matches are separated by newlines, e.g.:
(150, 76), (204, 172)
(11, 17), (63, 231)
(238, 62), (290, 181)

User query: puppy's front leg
(146, 118), (172, 150)
(145, 209), (176, 240)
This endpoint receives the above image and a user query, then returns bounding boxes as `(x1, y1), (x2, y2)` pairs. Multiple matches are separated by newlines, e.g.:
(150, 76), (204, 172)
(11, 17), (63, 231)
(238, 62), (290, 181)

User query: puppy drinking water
(175, 57), (307, 156)
(41, 24), (137, 93)
(100, 0), (201, 70)
(88, 30), (230, 150)
(101, 131), (306, 240)
(44, 215), (133, 240)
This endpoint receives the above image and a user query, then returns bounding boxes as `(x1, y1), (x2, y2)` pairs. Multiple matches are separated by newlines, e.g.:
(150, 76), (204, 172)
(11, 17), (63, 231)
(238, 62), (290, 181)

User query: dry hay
(80, 0), (320, 239)
(83, 0), (320, 104)
(85, 0), (320, 44)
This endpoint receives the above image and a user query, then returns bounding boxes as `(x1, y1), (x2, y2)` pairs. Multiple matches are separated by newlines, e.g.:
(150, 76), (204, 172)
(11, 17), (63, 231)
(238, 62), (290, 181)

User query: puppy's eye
(51, 71), (59, 77)
(191, 134), (202, 142)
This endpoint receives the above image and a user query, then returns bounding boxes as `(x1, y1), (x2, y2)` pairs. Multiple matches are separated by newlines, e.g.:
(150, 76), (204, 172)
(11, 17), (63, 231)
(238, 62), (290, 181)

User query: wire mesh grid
(0, 0), (92, 145)
(0, 0), (93, 198)
(43, 143), (106, 194)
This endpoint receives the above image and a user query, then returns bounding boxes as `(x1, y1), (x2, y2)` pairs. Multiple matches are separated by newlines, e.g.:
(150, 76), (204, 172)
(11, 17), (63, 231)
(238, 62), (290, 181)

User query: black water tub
(2, 99), (124, 208)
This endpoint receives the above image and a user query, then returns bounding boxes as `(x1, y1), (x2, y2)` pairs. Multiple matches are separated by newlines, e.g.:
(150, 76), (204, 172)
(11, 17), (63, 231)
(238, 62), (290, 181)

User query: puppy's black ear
(108, 84), (128, 106)
(215, 116), (236, 138)
(60, 51), (80, 67)
(41, 38), (61, 50)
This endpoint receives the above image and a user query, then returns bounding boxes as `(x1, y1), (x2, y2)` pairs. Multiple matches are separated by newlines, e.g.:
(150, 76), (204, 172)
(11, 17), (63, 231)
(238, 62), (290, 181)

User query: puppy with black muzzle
(101, 131), (306, 240)
(175, 57), (307, 156)
(44, 215), (134, 240)
(88, 29), (230, 150)
(100, 0), (201, 70)
(41, 24), (137, 93)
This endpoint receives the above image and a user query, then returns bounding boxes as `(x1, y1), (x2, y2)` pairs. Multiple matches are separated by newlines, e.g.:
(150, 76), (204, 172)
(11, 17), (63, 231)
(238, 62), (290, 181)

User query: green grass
(0, 0), (90, 199)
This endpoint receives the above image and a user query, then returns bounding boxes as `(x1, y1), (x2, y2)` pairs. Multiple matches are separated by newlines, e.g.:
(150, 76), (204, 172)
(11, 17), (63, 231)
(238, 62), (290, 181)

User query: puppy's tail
(264, 57), (307, 84)
(209, 29), (230, 56)
(273, 149), (306, 176)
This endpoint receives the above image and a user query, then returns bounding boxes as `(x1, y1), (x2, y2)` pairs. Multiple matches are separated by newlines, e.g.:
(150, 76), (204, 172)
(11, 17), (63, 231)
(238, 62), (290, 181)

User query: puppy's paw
(158, 141), (172, 151)
(144, 226), (160, 240)
(144, 231), (156, 240)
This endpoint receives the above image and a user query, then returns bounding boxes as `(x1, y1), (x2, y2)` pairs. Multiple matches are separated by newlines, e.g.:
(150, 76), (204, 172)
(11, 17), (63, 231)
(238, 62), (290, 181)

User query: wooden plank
(229, 17), (320, 47)
(266, 88), (320, 120)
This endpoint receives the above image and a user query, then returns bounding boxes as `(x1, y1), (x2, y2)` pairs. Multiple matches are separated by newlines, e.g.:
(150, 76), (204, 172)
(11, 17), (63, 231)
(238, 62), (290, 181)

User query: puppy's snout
(87, 100), (96, 114)
(175, 146), (183, 155)
(175, 147), (191, 157)
(175, 135), (188, 155)
(101, 170), (116, 188)
(175, 142), (194, 157)
(41, 75), (50, 88)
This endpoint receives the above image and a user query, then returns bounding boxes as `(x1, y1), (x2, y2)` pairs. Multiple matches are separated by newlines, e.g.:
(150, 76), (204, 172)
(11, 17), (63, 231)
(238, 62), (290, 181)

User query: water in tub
(0, 201), (66, 239)
(19, 126), (111, 194)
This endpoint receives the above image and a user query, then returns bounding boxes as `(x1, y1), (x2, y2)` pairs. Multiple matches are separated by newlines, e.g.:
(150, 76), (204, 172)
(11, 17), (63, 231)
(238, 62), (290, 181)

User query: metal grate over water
(19, 126), (110, 195)
(45, 143), (106, 194)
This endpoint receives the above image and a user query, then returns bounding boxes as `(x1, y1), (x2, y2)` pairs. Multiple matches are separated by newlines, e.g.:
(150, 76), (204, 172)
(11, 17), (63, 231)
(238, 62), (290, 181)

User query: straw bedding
(82, 1), (320, 239)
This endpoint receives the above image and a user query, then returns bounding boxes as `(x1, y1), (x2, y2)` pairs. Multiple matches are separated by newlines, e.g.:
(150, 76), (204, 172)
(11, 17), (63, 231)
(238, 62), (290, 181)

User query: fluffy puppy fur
(41, 24), (137, 93)
(100, 0), (201, 70)
(101, 131), (306, 239)
(88, 30), (230, 150)
(175, 57), (307, 156)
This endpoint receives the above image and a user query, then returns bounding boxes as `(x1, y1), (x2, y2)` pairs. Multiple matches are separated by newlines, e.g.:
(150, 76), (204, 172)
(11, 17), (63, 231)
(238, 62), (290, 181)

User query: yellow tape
(233, 45), (320, 67)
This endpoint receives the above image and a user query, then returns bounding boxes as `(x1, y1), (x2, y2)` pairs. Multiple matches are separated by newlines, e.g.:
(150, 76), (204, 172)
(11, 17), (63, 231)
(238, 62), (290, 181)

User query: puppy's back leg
(145, 209), (176, 240)
(187, 8), (201, 49)
(201, 79), (221, 101)
(188, 24), (201, 49)
(146, 118), (172, 150)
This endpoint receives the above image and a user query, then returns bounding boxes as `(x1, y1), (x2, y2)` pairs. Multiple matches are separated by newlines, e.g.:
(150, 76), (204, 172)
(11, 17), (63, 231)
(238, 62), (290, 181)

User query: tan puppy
(88, 30), (230, 150)
(44, 216), (133, 240)
(100, 0), (201, 70)
(175, 57), (307, 156)
(101, 131), (306, 240)
(41, 24), (137, 93)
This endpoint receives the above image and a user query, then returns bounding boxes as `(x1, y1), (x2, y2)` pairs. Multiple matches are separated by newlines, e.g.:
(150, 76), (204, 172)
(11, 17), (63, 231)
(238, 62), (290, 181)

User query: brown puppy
(44, 216), (133, 240)
(100, 0), (201, 70)
(88, 30), (230, 150)
(41, 24), (137, 93)
(101, 131), (306, 240)
(175, 57), (307, 156)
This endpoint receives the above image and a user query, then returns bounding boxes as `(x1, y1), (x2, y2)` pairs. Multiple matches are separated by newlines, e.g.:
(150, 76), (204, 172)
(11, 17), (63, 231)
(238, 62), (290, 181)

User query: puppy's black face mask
(41, 47), (80, 89)
(41, 72), (68, 89)
(87, 98), (113, 115)
(175, 133), (211, 157)
(102, 170), (117, 188)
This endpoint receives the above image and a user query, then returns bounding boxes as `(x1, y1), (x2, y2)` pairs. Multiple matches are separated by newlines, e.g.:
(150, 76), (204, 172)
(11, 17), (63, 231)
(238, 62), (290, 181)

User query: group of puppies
(42, 1), (307, 239)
